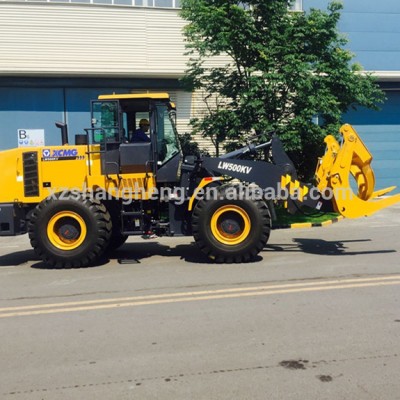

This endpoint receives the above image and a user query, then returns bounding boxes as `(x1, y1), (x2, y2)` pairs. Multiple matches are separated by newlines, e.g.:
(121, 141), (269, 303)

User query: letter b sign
(18, 130), (27, 140)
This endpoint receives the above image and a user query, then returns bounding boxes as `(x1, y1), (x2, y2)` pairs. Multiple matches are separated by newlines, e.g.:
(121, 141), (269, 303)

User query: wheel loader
(0, 92), (399, 268)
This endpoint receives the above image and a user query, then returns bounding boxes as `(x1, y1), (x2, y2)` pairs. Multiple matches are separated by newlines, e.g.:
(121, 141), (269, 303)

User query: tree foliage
(180, 0), (385, 178)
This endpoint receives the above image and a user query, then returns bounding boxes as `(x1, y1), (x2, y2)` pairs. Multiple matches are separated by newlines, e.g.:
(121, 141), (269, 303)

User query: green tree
(178, 132), (202, 158)
(180, 0), (385, 178)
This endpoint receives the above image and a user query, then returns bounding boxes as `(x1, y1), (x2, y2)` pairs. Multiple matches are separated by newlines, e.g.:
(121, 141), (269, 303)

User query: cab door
(152, 101), (182, 183)
(90, 100), (122, 175)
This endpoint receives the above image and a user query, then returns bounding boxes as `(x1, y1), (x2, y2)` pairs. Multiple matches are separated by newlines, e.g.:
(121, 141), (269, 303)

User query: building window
(10, 0), (182, 8)
(154, 0), (172, 7)
(114, 0), (132, 4)
(289, 0), (302, 12)
(6, 0), (302, 9)
(238, 2), (302, 12)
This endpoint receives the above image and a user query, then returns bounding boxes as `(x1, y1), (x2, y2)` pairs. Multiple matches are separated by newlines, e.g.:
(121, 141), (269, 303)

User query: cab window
(91, 101), (120, 143)
(155, 103), (181, 164)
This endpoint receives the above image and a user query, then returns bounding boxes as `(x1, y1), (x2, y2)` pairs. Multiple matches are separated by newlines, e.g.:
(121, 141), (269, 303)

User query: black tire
(102, 200), (128, 253)
(107, 234), (129, 253)
(28, 193), (112, 268)
(192, 186), (271, 263)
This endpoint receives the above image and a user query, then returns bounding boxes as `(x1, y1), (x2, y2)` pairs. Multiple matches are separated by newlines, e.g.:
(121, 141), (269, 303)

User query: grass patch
(274, 206), (339, 226)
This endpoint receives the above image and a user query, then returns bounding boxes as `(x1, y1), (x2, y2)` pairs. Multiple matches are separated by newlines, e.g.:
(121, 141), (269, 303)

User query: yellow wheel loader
(0, 93), (399, 268)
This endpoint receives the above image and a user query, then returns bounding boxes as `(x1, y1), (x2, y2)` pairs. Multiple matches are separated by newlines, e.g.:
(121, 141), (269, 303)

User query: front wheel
(28, 194), (112, 268)
(192, 186), (271, 263)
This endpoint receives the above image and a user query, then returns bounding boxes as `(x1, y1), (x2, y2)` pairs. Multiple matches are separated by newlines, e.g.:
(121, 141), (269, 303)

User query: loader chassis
(0, 92), (399, 268)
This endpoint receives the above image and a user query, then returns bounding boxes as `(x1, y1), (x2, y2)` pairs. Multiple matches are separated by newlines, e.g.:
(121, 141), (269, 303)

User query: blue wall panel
(340, 13), (400, 34)
(303, 1), (400, 193)
(0, 87), (131, 150)
(0, 88), (64, 149)
(304, 0), (400, 71)
(306, 0), (400, 14)
(345, 93), (400, 194)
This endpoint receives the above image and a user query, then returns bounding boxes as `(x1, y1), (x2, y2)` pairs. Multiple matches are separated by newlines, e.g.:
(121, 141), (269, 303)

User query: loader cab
(90, 93), (182, 183)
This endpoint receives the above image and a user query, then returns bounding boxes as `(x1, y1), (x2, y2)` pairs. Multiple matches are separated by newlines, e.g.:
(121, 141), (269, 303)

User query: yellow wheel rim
(47, 211), (87, 250)
(210, 205), (251, 246)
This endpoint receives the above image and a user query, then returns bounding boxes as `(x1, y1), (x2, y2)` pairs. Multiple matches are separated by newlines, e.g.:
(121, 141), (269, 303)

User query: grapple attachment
(315, 124), (400, 218)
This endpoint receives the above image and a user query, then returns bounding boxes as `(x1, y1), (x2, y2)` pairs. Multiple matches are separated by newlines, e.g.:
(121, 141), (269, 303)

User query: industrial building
(0, 0), (399, 191)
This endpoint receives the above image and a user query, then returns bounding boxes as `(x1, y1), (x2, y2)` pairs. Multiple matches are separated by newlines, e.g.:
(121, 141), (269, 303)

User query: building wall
(0, 2), (220, 150)
(0, 1), (400, 192)
(304, 0), (400, 193)
(0, 2), (187, 77)
(345, 91), (400, 191)
(0, 82), (200, 149)
(304, 0), (400, 74)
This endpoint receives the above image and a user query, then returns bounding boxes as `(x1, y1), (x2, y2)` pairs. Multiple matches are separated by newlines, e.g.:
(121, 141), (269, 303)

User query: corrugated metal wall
(0, 2), (226, 153)
(0, 2), (229, 77)
(304, 0), (400, 72)
(304, 0), (400, 193)
(0, 3), (186, 77)
(0, 85), (216, 152)
(3, 0), (398, 190)
(345, 90), (400, 194)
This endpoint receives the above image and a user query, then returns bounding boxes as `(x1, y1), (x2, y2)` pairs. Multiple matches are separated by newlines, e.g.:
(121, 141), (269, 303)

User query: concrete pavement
(0, 204), (399, 399)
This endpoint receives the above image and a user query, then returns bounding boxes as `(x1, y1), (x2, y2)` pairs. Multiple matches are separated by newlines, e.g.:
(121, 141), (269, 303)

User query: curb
(272, 216), (344, 230)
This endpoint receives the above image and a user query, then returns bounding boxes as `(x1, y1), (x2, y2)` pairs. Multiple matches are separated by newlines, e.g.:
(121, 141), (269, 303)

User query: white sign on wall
(17, 129), (45, 147)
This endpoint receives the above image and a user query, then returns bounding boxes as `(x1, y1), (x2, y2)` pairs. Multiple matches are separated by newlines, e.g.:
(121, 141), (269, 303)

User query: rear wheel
(28, 194), (112, 268)
(192, 186), (271, 262)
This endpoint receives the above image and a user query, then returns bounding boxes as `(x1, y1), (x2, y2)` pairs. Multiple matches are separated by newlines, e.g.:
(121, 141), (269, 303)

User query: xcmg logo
(42, 149), (78, 158)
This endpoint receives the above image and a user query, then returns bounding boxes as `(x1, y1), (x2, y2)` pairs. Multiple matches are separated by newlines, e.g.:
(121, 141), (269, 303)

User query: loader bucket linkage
(315, 124), (400, 218)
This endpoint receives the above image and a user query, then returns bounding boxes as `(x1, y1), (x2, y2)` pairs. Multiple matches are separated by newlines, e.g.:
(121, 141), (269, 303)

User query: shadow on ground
(265, 238), (396, 256)
(0, 237), (395, 269)
(0, 250), (39, 267)
(113, 242), (263, 265)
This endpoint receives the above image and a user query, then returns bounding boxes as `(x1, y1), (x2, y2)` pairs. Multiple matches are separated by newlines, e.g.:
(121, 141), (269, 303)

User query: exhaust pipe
(55, 121), (69, 145)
